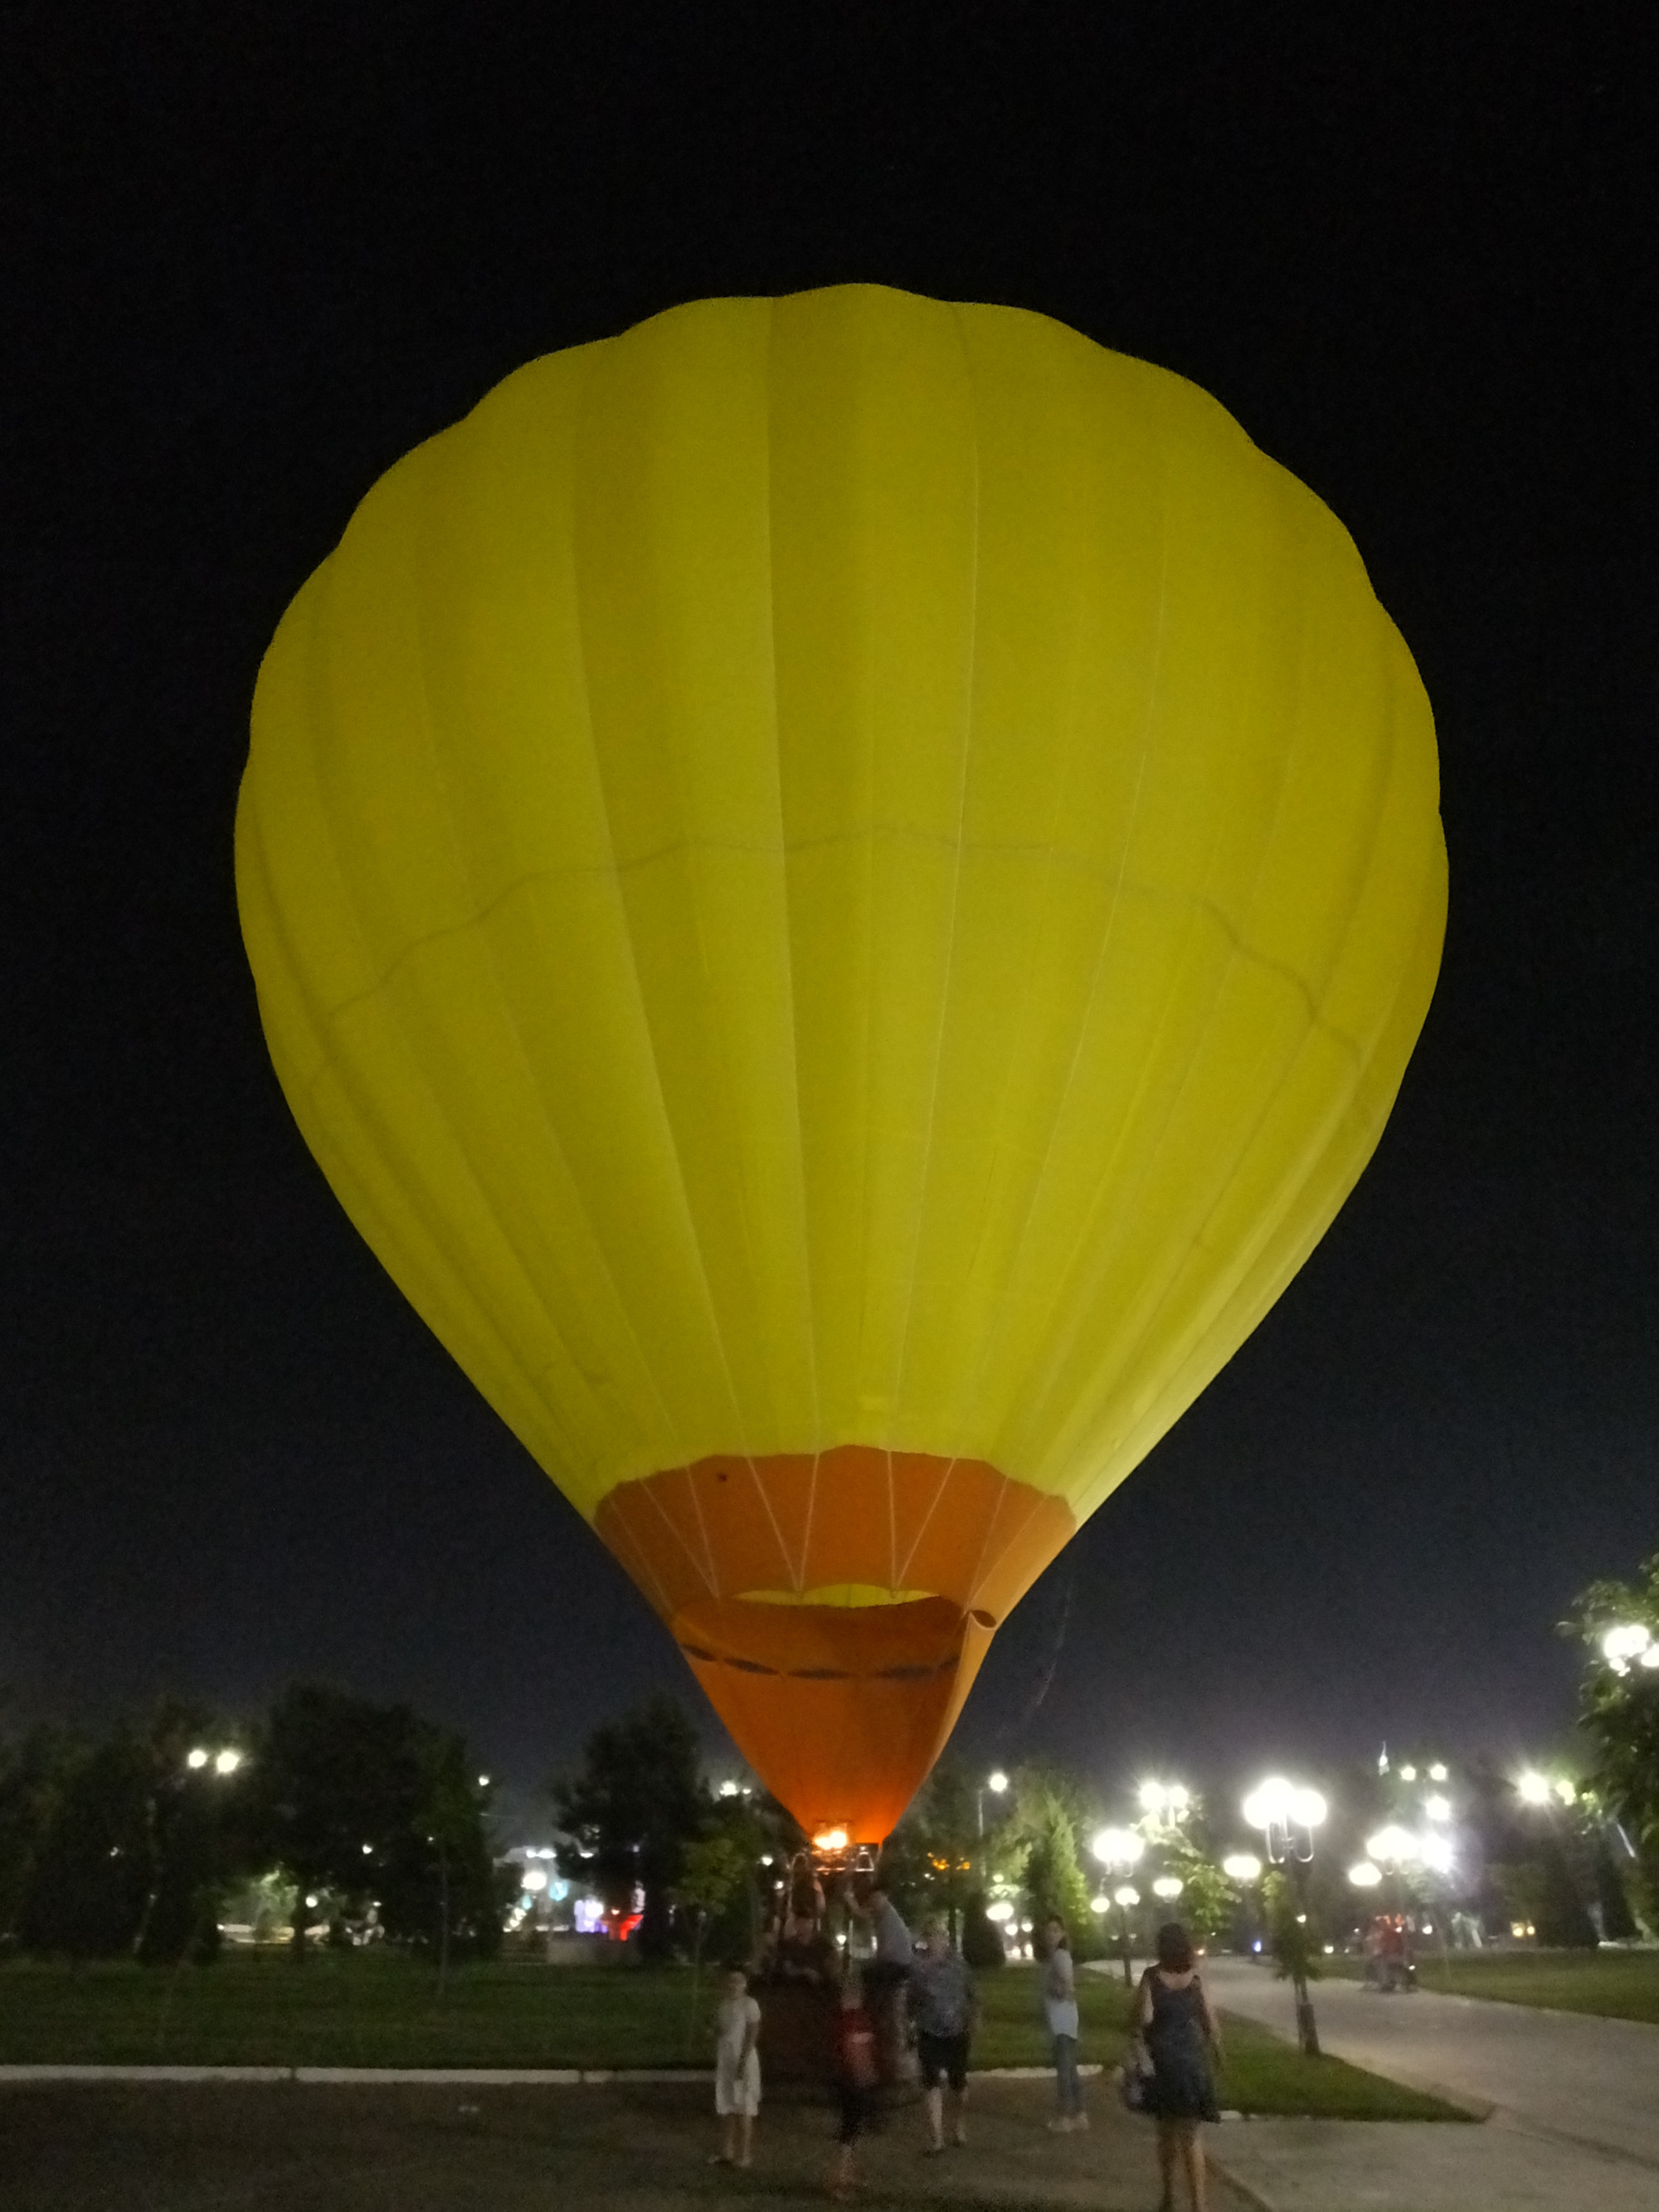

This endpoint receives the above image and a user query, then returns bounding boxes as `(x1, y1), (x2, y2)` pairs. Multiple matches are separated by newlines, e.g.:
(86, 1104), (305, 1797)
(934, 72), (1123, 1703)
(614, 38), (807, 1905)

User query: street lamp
(1137, 1780), (1191, 1823)
(1601, 1623), (1658, 1676)
(1243, 1777), (1326, 2054)
(1221, 1853), (1262, 1883)
(976, 1768), (1010, 1878)
(1152, 1876), (1184, 1903)
(1348, 1861), (1382, 1888)
(1091, 1827), (1145, 1986)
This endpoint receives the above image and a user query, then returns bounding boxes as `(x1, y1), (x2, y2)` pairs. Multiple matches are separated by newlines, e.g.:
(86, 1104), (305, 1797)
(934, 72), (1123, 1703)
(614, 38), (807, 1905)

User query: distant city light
(214, 1748), (241, 1776)
(1399, 1764), (1418, 1782)
(186, 1748), (209, 1771)
(718, 1781), (741, 1798)
(1428, 1762), (1448, 1782)
(1423, 1794), (1452, 1822)
(1222, 1854), (1262, 1883)
(522, 1867), (548, 1893)
(478, 1775), (490, 1789)
(1349, 1861), (1382, 1888)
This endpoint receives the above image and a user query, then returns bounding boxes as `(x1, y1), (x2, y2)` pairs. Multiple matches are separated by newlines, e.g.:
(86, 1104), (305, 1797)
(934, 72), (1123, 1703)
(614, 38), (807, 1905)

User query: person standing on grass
(830, 1971), (880, 2200)
(1041, 1913), (1086, 2132)
(711, 1964), (762, 2170)
(908, 1916), (978, 2151)
(1135, 1921), (1222, 2212)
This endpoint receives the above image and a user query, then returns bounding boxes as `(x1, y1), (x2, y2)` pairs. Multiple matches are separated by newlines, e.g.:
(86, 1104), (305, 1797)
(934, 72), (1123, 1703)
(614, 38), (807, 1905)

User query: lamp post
(1242, 1777), (1326, 2056)
(1113, 1883), (1141, 1975)
(976, 1769), (1010, 1883)
(1222, 1852), (1262, 1954)
(1090, 1827), (1144, 1986)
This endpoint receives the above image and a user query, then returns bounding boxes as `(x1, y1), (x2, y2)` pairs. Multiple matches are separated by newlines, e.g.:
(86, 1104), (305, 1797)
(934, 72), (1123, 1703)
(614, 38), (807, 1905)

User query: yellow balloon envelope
(237, 285), (1445, 1840)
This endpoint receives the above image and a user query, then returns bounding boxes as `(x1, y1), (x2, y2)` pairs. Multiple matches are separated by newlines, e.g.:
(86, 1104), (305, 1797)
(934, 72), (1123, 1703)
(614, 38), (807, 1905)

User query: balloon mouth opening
(737, 1583), (936, 1609)
(671, 1592), (997, 1681)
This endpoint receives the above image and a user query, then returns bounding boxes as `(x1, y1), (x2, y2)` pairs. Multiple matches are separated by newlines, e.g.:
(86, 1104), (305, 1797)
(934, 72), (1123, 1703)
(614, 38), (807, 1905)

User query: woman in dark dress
(1135, 1922), (1222, 2212)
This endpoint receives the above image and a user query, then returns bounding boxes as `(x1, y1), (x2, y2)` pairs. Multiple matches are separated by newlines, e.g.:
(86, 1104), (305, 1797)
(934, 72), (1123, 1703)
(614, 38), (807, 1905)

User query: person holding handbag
(1133, 1922), (1222, 2212)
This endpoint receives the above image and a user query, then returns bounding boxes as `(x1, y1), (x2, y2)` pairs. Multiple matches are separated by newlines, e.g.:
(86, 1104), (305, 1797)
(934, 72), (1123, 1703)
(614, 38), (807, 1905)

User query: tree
(961, 1888), (1006, 1970)
(881, 1757), (981, 1936)
(1533, 1835), (1598, 1950)
(0, 1718), (69, 1947)
(552, 1696), (709, 1956)
(1003, 1766), (1101, 1961)
(1569, 1553), (1659, 1922)
(251, 1683), (498, 1962)
(11, 1703), (248, 1963)
(1261, 1868), (1323, 2055)
(1158, 1839), (1235, 1947)
(14, 1731), (149, 1958)
(1590, 1835), (1639, 1942)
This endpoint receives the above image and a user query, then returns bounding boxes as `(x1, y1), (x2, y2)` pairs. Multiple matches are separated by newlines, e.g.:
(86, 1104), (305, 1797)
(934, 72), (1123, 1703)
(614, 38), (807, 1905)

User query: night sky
(5, 10), (1656, 1829)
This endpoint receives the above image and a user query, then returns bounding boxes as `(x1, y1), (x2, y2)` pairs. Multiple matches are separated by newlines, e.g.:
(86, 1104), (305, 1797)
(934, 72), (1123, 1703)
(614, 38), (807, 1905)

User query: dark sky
(4, 7), (1656, 1828)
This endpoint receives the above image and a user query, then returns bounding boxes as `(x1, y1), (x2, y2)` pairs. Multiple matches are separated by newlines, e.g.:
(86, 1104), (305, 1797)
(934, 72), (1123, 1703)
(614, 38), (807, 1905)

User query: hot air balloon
(236, 285), (1445, 1845)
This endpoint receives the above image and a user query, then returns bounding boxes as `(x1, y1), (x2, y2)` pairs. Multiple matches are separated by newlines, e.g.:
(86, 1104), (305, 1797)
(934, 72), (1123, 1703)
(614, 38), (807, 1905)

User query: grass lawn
(0, 1955), (1463, 2117)
(1321, 1945), (1659, 2024)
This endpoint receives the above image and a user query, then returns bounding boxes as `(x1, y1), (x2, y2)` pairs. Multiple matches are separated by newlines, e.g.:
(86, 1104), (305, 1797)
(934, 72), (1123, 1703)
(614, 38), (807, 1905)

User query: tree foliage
(1569, 1552), (1659, 1922)
(881, 1756), (983, 1931)
(552, 1695), (709, 1955)
(1002, 1766), (1101, 1959)
(249, 1684), (499, 1959)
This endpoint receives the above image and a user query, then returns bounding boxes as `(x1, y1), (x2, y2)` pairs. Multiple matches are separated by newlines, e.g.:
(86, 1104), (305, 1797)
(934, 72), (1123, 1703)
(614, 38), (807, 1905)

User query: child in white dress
(713, 1966), (762, 2168)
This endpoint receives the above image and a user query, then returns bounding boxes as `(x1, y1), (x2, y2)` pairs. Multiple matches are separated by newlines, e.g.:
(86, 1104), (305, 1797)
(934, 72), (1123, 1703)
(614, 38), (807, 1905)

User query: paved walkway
(1200, 1954), (1659, 2210)
(0, 2075), (1258, 2212)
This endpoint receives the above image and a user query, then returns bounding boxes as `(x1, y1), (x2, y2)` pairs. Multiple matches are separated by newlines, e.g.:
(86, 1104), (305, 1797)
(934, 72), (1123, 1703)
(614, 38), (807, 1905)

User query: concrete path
(1200, 1953), (1659, 2210)
(1211, 2114), (1659, 2212)
(0, 2075), (1260, 2212)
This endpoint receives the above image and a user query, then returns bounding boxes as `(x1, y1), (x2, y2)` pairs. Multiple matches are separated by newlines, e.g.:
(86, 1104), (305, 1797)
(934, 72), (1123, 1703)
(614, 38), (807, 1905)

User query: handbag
(1117, 2048), (1154, 2114)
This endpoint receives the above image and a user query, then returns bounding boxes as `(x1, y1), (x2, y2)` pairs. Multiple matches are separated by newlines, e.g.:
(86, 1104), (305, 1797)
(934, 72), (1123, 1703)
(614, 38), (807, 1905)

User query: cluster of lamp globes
(183, 1747), (242, 1776)
(1601, 1623), (1659, 1678)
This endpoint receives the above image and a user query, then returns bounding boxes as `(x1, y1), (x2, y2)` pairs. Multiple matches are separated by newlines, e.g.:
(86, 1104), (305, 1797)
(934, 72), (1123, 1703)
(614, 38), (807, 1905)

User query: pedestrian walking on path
(908, 1915), (978, 2152)
(830, 1972), (881, 2200)
(1042, 1914), (1087, 2132)
(711, 1965), (761, 2170)
(1135, 1922), (1222, 2212)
